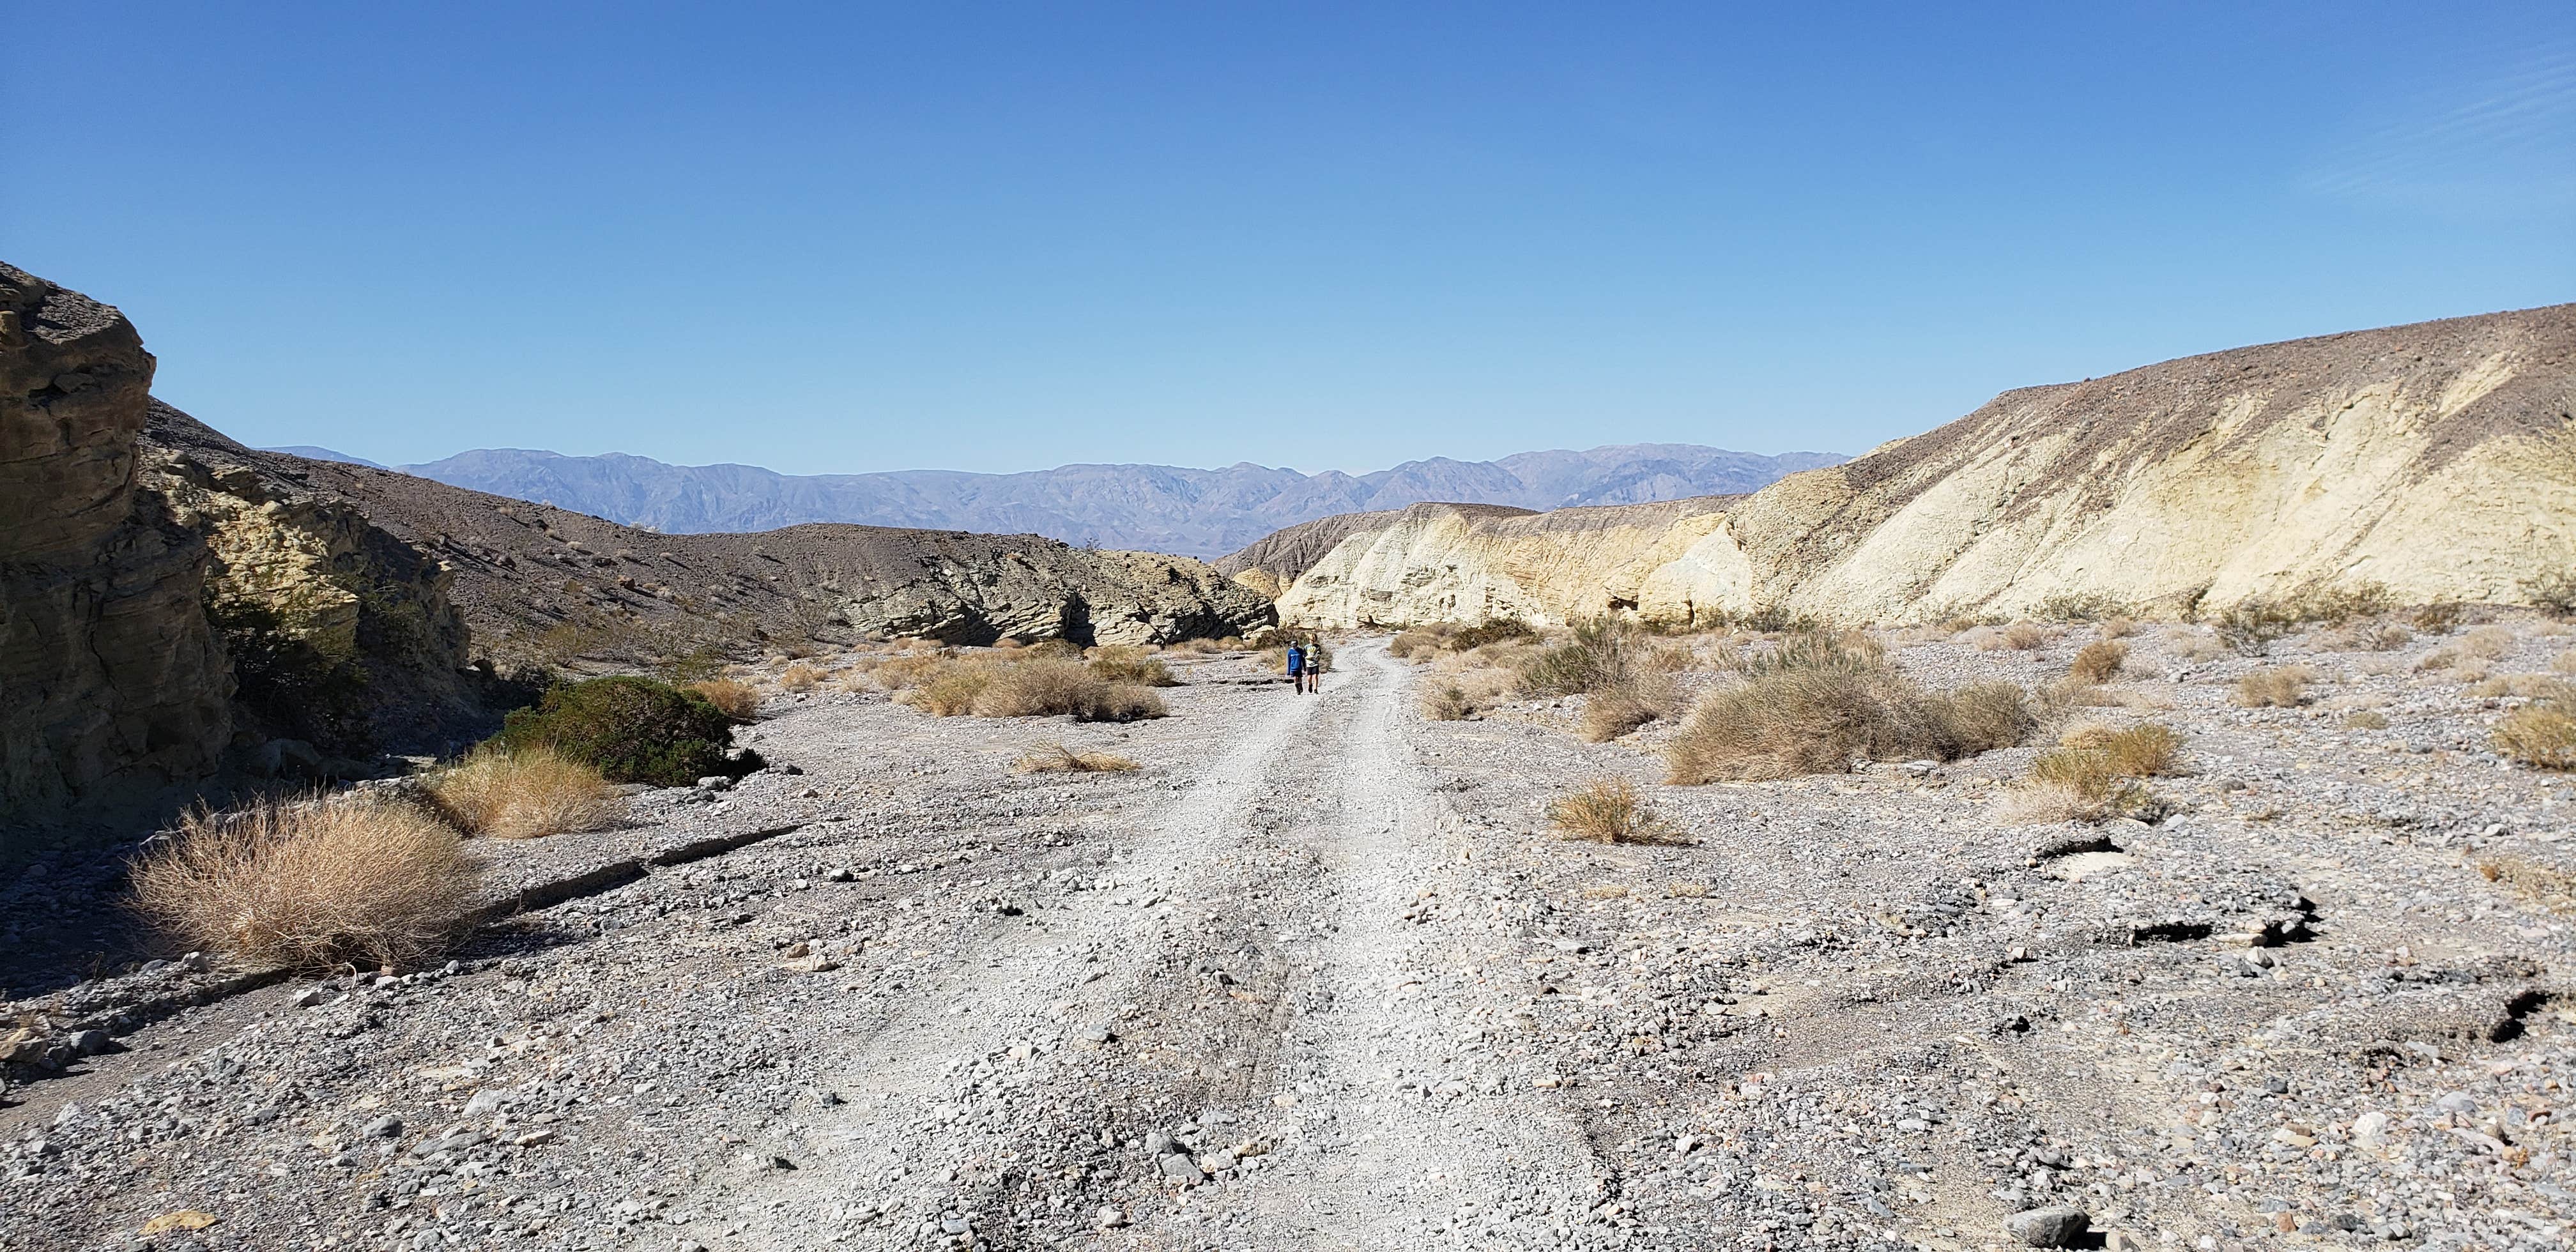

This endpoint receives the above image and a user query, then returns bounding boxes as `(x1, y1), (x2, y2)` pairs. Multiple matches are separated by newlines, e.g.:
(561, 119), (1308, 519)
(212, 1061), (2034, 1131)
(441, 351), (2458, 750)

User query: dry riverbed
(3, 622), (2572, 1252)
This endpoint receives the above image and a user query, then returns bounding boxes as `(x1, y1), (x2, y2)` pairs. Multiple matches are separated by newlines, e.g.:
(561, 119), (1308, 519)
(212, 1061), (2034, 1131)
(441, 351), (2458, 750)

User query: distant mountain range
(266, 443), (1848, 557)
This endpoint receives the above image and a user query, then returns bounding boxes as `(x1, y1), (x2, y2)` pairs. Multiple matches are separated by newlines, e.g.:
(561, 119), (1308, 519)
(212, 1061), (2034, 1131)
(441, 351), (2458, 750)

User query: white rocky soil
(3, 622), (2573, 1252)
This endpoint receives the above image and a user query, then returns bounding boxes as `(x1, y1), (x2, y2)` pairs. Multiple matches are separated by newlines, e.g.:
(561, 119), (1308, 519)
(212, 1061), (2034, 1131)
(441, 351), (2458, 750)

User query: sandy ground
(3, 621), (2573, 1252)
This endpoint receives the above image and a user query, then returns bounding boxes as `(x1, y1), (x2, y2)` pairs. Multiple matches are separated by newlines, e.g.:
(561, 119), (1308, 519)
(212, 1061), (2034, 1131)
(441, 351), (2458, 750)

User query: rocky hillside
(1266, 304), (2576, 627)
(376, 442), (1843, 556)
(1, 263), (1273, 860)
(208, 422), (1276, 662)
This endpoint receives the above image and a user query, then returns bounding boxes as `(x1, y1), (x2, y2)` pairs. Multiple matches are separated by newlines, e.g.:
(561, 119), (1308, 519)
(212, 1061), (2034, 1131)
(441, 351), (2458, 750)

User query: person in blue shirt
(1285, 642), (1306, 692)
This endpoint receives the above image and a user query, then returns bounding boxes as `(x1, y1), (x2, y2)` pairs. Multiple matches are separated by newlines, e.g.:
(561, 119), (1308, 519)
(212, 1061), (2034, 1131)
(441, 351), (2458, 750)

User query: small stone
(292, 986), (340, 1009)
(694, 775), (733, 792)
(1095, 1206), (1127, 1230)
(1158, 1152), (1205, 1183)
(66, 1030), (110, 1055)
(364, 1115), (404, 1138)
(2004, 1205), (2093, 1248)
(513, 1129), (555, 1147)
(463, 1089), (507, 1117)
(1084, 1024), (1115, 1043)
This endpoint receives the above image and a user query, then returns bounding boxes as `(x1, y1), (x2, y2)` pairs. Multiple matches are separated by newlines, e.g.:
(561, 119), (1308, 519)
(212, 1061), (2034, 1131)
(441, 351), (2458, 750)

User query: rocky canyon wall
(0, 264), (232, 843)
(1266, 304), (2576, 629)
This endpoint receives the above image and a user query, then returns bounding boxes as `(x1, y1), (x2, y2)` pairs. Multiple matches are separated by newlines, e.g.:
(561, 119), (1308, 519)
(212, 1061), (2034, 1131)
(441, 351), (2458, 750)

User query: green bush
(494, 676), (753, 786)
(1517, 618), (1671, 696)
(1449, 618), (1536, 650)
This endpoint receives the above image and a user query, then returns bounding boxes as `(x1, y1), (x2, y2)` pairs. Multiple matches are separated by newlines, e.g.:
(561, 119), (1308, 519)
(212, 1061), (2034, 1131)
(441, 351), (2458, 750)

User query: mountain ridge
(271, 443), (1845, 556)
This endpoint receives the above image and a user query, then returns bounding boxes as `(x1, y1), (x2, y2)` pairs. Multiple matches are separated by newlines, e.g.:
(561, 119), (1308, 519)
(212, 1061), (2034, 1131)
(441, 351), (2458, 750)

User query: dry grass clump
(2495, 701), (2576, 770)
(1012, 743), (1140, 774)
(1165, 636), (1241, 655)
(2460, 625), (2518, 660)
(1997, 724), (2180, 825)
(686, 678), (762, 721)
(2343, 710), (2392, 730)
(2160, 628), (2225, 663)
(1547, 778), (1683, 844)
(778, 663), (825, 692)
(872, 652), (952, 690)
(2412, 602), (2466, 633)
(967, 659), (1169, 721)
(2058, 721), (2186, 777)
(905, 666), (994, 715)
(2097, 616), (2136, 640)
(1422, 668), (1517, 721)
(130, 797), (476, 972)
(2469, 674), (2576, 699)
(424, 748), (623, 840)
(2234, 665), (2312, 708)
(1085, 645), (1176, 687)
(2067, 641), (2128, 683)
(1578, 673), (1683, 742)
(2315, 620), (2412, 652)
(1515, 618), (1680, 697)
(1969, 623), (2048, 652)
(2476, 855), (2576, 916)
(1665, 636), (2032, 783)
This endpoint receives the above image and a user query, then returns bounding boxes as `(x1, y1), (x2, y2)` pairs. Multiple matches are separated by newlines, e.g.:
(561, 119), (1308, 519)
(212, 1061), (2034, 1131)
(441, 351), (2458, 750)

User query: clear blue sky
(10, 2), (2571, 474)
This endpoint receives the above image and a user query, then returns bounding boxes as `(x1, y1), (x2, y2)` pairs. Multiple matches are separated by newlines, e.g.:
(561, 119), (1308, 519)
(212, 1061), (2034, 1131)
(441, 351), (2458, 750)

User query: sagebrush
(130, 797), (475, 972)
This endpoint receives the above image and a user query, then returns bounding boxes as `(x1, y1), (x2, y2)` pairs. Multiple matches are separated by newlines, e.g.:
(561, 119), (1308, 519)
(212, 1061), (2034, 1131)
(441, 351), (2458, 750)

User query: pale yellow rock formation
(1272, 305), (2576, 628)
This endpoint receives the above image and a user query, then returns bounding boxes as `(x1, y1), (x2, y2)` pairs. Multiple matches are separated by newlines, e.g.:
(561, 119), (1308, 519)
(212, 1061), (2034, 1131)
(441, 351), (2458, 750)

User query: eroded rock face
(1268, 304), (2576, 627)
(0, 264), (231, 843)
(141, 403), (484, 757)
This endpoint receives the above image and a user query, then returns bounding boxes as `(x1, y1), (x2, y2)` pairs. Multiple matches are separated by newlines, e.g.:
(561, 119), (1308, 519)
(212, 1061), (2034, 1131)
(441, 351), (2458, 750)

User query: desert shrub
(902, 666), (989, 714)
(1165, 636), (1233, 655)
(872, 652), (949, 689)
(2412, 602), (2466, 634)
(2555, 650), (2576, 676)
(1085, 645), (1176, 687)
(687, 678), (762, 721)
(2215, 600), (2297, 655)
(2460, 625), (2517, 660)
(779, 663), (824, 692)
(1388, 627), (1450, 660)
(2002, 623), (2047, 650)
(2522, 569), (2576, 618)
(495, 676), (746, 786)
(1012, 744), (1140, 774)
(424, 747), (622, 840)
(1547, 778), (1680, 844)
(2060, 722), (2184, 776)
(2343, 710), (2391, 730)
(2469, 675), (2576, 699)
(2001, 726), (2174, 824)
(1022, 639), (1085, 659)
(2067, 640), (2128, 683)
(2316, 620), (2412, 652)
(2234, 665), (2312, 708)
(2281, 581), (2395, 626)
(1519, 618), (1682, 697)
(2159, 628), (2225, 663)
(1578, 674), (1682, 742)
(130, 797), (475, 972)
(1450, 618), (1537, 650)
(963, 660), (1167, 721)
(1422, 682), (1473, 721)
(1082, 682), (1169, 722)
(2097, 616), (2137, 640)
(1666, 656), (2032, 784)
(652, 644), (728, 684)
(2496, 703), (2576, 770)
(1738, 629), (1883, 676)
(2035, 592), (2122, 622)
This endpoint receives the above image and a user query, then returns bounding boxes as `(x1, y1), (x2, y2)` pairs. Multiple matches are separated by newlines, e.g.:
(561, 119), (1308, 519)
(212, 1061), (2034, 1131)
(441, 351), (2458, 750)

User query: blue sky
(10, 2), (2571, 474)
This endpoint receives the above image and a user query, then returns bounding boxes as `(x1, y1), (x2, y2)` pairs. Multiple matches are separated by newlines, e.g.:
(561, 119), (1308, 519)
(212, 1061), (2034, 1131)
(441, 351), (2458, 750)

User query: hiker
(1305, 641), (1323, 693)
(1285, 641), (1306, 692)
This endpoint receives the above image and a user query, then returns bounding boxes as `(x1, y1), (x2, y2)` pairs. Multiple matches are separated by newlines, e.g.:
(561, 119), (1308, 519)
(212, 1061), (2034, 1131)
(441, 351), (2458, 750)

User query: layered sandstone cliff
(0, 264), (232, 837)
(1266, 305), (2576, 628)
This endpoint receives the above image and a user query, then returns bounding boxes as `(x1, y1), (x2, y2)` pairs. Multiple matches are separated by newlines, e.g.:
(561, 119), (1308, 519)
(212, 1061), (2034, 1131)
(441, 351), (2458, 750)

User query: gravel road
(5, 622), (2572, 1252)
